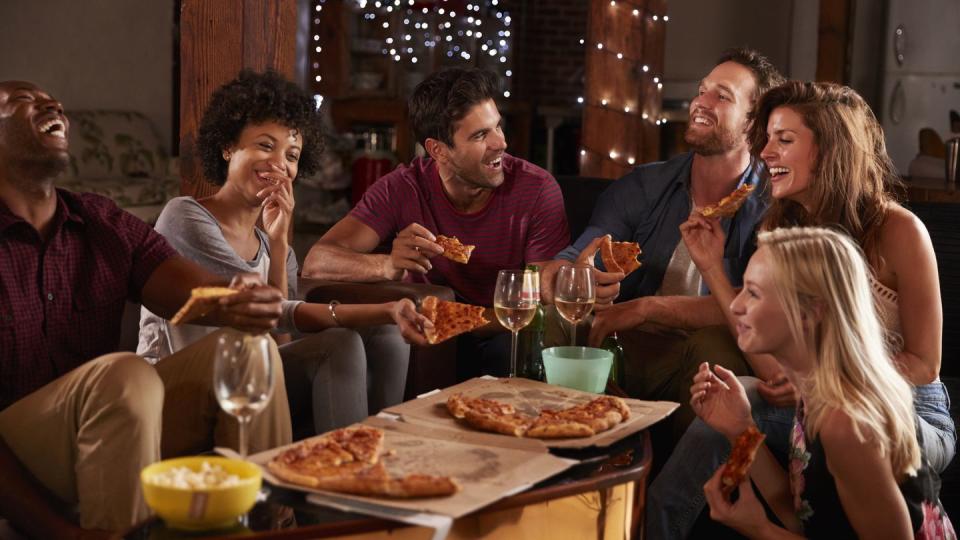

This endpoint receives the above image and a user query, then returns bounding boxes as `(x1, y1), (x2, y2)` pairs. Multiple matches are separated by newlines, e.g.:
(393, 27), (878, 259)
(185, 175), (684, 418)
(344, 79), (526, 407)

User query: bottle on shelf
(602, 332), (626, 388)
(517, 264), (545, 381)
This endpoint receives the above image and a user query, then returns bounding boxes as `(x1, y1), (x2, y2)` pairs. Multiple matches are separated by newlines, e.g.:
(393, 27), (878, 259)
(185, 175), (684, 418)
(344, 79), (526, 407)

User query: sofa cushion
(66, 110), (169, 179)
(58, 175), (179, 207)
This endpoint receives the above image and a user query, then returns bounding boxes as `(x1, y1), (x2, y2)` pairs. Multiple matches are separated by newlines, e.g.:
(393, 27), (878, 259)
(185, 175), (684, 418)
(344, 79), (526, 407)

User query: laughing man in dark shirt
(0, 80), (290, 537)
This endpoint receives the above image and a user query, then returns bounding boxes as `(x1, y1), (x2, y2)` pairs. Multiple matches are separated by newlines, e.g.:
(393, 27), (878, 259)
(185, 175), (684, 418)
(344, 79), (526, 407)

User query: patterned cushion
(59, 175), (179, 208)
(66, 110), (169, 179)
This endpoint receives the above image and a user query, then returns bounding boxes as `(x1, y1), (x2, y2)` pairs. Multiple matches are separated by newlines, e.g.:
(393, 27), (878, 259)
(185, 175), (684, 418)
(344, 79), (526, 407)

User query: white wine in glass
(554, 264), (596, 346)
(494, 269), (539, 377)
(213, 329), (274, 460)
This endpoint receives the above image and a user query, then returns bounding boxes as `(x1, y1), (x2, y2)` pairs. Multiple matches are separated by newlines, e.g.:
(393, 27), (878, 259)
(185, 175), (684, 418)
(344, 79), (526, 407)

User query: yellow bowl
(140, 456), (261, 531)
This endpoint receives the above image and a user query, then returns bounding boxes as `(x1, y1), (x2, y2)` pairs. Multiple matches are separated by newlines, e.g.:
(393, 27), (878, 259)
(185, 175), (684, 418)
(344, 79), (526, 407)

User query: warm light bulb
(597, 43), (603, 49)
(642, 64), (649, 72)
(632, 9), (639, 16)
(577, 96), (584, 104)
(609, 150), (619, 159)
(664, 15), (669, 21)
(580, 149), (586, 156)
(617, 53), (623, 59)
(628, 157), (636, 165)
(652, 15), (658, 21)
(601, 99), (608, 106)
(624, 106), (630, 113)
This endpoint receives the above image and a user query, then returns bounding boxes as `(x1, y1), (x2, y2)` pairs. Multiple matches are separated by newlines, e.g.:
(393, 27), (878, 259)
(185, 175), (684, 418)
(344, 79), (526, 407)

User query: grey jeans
(281, 325), (410, 435)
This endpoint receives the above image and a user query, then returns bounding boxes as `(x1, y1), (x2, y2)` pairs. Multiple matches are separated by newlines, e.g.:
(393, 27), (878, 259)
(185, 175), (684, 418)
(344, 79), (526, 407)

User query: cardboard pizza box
(249, 416), (575, 519)
(383, 376), (679, 449)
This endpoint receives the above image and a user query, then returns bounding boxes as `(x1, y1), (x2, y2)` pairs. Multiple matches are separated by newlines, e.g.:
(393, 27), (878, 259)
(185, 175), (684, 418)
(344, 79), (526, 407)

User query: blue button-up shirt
(556, 152), (768, 301)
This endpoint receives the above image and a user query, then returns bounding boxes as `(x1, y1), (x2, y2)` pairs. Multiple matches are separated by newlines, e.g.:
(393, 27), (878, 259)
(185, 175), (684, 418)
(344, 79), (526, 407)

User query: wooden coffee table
(123, 429), (652, 539)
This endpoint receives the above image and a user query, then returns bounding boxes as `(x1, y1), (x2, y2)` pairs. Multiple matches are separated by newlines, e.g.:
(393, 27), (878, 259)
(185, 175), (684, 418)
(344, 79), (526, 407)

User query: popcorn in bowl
(146, 460), (242, 489)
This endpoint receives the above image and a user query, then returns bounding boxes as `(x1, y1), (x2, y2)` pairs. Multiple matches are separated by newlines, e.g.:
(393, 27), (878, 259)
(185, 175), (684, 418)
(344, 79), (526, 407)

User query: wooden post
(815, 0), (852, 84)
(179, 0), (298, 198)
(580, 0), (665, 179)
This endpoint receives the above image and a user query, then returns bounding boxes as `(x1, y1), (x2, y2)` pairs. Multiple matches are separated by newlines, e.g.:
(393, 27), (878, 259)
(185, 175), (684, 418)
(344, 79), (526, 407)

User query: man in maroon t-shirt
(304, 68), (570, 378)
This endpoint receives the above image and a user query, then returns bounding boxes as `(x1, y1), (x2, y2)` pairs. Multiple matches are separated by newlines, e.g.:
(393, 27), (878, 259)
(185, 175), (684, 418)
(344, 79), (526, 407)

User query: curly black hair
(197, 69), (324, 185)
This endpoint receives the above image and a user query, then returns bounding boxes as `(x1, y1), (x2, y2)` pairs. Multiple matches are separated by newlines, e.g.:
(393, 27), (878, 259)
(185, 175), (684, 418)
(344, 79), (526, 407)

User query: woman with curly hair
(648, 81), (955, 538)
(138, 70), (428, 438)
(698, 227), (953, 538)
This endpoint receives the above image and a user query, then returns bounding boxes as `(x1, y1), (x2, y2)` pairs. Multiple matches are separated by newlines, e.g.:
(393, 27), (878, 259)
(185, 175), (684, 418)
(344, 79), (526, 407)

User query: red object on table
(351, 154), (395, 205)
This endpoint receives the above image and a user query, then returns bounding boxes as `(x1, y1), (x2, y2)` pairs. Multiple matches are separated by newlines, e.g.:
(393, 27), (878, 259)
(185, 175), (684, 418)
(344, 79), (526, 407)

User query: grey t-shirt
(137, 196), (302, 363)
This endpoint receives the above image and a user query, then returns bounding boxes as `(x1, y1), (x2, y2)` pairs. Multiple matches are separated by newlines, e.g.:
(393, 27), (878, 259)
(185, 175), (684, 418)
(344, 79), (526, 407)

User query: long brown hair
(749, 81), (901, 264)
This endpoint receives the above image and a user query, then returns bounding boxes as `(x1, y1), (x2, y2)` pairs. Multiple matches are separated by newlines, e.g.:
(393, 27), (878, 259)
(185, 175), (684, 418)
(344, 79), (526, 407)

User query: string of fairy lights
(310, 0), (670, 170)
(310, 0), (514, 109)
(578, 0), (670, 169)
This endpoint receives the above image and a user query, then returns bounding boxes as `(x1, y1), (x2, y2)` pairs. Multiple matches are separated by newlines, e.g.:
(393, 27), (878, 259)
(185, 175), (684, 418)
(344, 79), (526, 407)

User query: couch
(60, 110), (179, 224)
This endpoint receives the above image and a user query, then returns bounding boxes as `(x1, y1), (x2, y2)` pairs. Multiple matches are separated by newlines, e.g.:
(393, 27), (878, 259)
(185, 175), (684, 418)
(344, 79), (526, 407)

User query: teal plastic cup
(542, 346), (613, 393)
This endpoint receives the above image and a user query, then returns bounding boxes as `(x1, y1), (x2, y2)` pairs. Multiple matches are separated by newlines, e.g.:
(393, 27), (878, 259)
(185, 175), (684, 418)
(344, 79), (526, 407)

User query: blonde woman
(647, 81), (954, 539)
(697, 227), (952, 537)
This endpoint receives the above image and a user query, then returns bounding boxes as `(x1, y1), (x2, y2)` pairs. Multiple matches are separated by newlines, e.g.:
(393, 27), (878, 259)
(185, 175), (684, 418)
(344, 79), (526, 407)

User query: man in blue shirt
(543, 48), (785, 437)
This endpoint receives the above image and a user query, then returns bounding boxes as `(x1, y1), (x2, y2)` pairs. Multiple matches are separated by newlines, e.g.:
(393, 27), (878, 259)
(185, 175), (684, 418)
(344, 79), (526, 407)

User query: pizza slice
(525, 409), (596, 439)
(267, 427), (460, 498)
(599, 236), (642, 276)
(699, 183), (756, 219)
(719, 425), (766, 496)
(170, 286), (240, 325)
(526, 396), (630, 438)
(421, 295), (489, 344)
(435, 235), (475, 264)
(329, 425), (385, 465)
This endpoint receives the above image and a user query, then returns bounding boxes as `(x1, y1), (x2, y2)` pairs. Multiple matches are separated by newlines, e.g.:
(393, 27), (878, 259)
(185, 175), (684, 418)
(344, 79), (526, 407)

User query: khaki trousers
(0, 329), (292, 531)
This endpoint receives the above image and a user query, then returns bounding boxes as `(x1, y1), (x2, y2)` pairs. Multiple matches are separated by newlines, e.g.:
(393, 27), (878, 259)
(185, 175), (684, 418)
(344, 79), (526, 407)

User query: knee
(89, 353), (164, 420)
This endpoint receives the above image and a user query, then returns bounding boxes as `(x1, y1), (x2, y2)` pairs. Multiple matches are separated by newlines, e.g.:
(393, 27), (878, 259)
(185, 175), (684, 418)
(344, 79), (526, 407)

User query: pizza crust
(699, 183), (756, 219)
(170, 286), (239, 325)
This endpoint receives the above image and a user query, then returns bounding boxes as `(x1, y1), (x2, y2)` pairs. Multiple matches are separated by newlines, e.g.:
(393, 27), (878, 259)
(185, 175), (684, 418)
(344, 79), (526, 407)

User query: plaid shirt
(0, 189), (177, 410)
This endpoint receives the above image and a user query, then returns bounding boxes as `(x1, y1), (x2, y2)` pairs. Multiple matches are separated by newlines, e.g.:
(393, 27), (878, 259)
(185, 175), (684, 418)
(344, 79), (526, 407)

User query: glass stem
(238, 416), (248, 460)
(510, 330), (519, 377)
(570, 320), (577, 346)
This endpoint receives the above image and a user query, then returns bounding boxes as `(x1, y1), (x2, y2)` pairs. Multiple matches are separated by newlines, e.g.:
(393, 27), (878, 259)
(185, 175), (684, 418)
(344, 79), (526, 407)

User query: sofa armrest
(297, 278), (459, 398)
(298, 278), (455, 304)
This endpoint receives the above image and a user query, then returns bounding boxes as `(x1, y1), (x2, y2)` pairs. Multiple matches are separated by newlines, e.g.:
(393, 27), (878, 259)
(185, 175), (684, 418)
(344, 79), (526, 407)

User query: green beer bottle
(517, 264), (545, 381)
(602, 332), (626, 387)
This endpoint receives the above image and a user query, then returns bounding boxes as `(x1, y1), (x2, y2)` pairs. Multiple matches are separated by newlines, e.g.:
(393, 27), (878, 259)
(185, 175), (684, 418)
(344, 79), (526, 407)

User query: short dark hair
(715, 47), (785, 101)
(197, 69), (324, 185)
(408, 67), (499, 147)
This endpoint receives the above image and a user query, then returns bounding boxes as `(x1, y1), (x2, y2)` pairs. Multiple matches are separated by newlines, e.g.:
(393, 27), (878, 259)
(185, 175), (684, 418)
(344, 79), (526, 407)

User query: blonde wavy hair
(759, 227), (920, 478)
(750, 81), (901, 266)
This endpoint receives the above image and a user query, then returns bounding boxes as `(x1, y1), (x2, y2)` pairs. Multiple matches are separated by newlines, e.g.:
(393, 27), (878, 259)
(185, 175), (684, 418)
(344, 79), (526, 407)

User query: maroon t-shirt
(351, 154), (569, 306)
(0, 190), (177, 410)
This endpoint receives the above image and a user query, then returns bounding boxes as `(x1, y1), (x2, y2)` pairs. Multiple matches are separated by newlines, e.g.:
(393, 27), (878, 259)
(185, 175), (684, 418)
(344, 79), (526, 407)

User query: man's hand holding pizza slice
(386, 222), (445, 279)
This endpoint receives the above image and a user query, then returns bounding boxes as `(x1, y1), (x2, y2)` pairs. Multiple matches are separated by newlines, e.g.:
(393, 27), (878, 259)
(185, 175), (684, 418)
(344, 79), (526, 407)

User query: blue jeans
(915, 380), (956, 472)
(645, 378), (957, 539)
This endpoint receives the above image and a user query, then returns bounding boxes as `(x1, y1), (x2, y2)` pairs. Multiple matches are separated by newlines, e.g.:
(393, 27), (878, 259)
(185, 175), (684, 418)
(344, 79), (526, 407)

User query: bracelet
(328, 300), (342, 326)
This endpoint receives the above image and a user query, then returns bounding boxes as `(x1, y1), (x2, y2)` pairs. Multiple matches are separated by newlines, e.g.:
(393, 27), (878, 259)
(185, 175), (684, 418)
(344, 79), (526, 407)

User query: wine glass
(494, 269), (539, 377)
(554, 263), (596, 346)
(213, 329), (274, 459)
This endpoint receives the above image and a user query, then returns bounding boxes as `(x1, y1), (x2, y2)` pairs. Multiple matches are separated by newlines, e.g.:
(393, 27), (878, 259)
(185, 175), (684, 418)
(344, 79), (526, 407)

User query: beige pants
(0, 329), (292, 531)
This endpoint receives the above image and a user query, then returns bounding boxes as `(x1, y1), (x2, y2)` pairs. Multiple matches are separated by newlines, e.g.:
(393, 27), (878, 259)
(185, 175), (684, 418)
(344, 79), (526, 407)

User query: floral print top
(789, 402), (956, 539)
